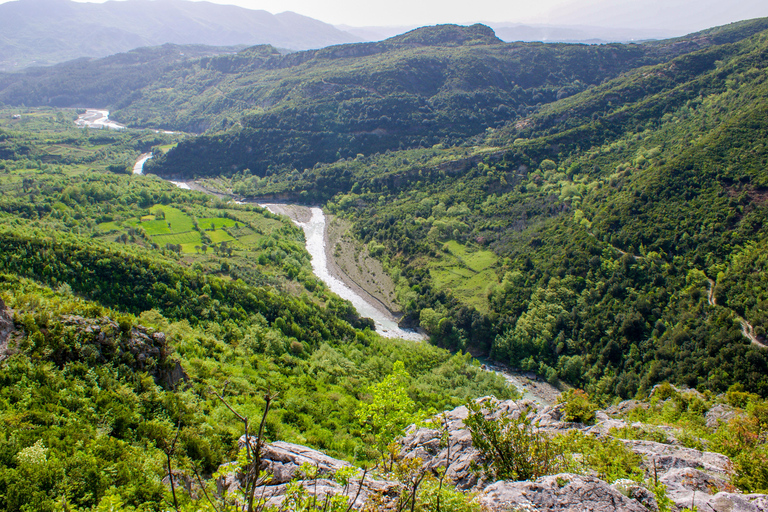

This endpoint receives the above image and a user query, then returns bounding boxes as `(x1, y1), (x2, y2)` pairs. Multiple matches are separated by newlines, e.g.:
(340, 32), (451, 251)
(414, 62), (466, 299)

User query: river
(261, 205), (425, 341)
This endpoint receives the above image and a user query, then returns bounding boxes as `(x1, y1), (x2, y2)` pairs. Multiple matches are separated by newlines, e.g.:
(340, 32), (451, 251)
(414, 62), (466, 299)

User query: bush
(558, 389), (598, 424)
(464, 400), (564, 481)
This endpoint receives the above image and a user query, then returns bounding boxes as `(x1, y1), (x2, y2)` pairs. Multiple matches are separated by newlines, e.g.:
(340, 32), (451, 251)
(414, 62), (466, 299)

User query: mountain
(0, 0), (360, 71)
(136, 18), (768, 398)
(488, 23), (677, 43)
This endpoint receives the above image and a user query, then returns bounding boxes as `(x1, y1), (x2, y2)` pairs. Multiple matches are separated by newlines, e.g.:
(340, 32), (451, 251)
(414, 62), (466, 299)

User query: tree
(356, 361), (428, 455)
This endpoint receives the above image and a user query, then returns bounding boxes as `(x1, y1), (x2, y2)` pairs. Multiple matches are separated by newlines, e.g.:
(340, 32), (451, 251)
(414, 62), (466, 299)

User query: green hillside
(204, 24), (768, 398)
(2, 18), (768, 511)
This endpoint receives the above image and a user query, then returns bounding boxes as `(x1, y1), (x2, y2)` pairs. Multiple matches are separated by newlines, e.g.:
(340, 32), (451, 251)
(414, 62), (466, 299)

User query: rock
(605, 400), (649, 416)
(706, 404), (741, 429)
(658, 468), (768, 512)
(478, 473), (650, 511)
(620, 439), (731, 477)
(0, 298), (16, 361)
(218, 442), (399, 510)
(240, 440), (353, 485)
(612, 478), (659, 511)
(399, 402), (486, 490)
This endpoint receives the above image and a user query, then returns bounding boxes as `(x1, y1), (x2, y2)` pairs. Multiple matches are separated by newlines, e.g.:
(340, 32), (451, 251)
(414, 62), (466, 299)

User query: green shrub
(558, 389), (598, 424)
(464, 400), (564, 481)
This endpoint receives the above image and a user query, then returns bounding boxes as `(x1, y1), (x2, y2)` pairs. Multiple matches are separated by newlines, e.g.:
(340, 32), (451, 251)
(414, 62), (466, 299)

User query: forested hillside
(0, 109), (513, 509)
(182, 22), (768, 399)
(2, 17), (768, 511)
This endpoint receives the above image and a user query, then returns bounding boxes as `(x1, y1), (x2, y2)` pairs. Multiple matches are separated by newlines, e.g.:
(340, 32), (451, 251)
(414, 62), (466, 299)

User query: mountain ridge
(0, 0), (360, 71)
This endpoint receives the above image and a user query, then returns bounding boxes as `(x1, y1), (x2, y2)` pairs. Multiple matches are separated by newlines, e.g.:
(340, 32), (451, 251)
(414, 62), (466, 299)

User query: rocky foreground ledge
(219, 398), (768, 511)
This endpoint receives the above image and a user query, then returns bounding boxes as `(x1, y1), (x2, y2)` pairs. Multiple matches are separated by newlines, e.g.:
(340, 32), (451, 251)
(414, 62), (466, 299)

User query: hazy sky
(22, 0), (768, 30)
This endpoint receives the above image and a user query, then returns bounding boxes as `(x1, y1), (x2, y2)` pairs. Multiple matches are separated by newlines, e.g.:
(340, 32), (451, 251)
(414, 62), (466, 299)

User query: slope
(218, 24), (768, 398)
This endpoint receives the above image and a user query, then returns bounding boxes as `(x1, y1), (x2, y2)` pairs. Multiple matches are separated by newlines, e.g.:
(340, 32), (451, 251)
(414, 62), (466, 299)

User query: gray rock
(219, 442), (399, 510)
(605, 400), (649, 416)
(241, 440), (353, 484)
(612, 478), (659, 511)
(620, 439), (731, 477)
(659, 468), (768, 512)
(706, 404), (741, 429)
(478, 473), (650, 511)
(0, 298), (16, 361)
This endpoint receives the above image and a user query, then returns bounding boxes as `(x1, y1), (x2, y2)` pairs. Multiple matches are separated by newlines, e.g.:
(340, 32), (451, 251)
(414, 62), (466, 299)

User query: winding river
(263, 205), (425, 341)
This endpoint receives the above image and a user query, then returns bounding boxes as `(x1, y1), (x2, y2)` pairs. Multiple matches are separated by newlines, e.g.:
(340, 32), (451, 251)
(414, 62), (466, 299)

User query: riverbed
(261, 204), (424, 341)
(75, 109), (126, 130)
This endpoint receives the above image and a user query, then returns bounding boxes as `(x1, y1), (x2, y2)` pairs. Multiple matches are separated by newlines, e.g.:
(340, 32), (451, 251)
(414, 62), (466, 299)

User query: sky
(6, 0), (768, 31)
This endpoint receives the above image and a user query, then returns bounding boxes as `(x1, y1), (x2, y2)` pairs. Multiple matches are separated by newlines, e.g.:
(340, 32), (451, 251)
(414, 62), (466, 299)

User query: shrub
(464, 400), (564, 481)
(558, 389), (598, 424)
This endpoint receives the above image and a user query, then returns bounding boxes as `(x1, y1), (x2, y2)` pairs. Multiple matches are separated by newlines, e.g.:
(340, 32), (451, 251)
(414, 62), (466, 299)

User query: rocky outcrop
(0, 298), (16, 361)
(217, 440), (400, 510)
(479, 473), (651, 512)
(706, 403), (741, 429)
(399, 398), (768, 512)
(214, 397), (767, 512)
(57, 315), (186, 387)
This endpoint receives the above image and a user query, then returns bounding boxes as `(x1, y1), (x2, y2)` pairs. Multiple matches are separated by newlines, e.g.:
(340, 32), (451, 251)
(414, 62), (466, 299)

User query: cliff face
(219, 398), (768, 511)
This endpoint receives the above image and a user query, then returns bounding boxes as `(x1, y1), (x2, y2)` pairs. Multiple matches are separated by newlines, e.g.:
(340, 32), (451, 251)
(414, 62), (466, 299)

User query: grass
(153, 231), (201, 245)
(98, 221), (122, 232)
(198, 217), (239, 230)
(429, 240), (499, 313)
(208, 230), (234, 244)
(141, 219), (171, 235)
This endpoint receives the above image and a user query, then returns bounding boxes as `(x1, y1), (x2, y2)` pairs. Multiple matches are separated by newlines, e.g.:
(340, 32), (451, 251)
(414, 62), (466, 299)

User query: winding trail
(705, 277), (765, 348)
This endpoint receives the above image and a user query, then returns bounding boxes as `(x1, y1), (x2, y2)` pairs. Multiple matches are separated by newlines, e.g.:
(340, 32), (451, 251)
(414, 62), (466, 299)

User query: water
(75, 109), (126, 130)
(133, 153), (152, 174)
(267, 206), (424, 341)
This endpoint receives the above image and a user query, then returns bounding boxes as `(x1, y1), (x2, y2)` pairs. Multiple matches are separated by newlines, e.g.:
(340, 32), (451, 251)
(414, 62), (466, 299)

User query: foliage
(557, 389), (598, 424)
(464, 400), (564, 481)
(356, 361), (432, 455)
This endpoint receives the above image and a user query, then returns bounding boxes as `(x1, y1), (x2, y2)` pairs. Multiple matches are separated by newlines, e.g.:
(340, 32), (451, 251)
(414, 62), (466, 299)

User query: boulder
(659, 467), (768, 512)
(705, 404), (741, 429)
(219, 441), (400, 510)
(239, 440), (353, 484)
(478, 473), (650, 511)
(620, 439), (731, 477)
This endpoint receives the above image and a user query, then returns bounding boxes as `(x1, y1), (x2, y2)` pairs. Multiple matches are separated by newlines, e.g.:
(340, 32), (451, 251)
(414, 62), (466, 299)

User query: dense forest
(1, 16), (768, 512)
(154, 23), (768, 398)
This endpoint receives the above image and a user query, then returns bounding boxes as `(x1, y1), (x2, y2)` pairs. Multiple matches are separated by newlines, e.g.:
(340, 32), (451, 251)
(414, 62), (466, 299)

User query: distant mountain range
(0, 0), (361, 71)
(338, 23), (679, 45)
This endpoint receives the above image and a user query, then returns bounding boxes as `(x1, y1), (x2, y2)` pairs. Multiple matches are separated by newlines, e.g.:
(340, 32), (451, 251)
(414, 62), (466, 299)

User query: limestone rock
(219, 442), (399, 510)
(478, 473), (650, 511)
(239, 440), (353, 484)
(706, 404), (741, 429)
(659, 467), (768, 512)
(0, 298), (18, 361)
(612, 478), (659, 511)
(620, 439), (731, 477)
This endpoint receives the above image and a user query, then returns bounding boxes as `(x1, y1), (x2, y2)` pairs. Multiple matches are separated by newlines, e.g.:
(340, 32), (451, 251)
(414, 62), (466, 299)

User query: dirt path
(705, 276), (765, 348)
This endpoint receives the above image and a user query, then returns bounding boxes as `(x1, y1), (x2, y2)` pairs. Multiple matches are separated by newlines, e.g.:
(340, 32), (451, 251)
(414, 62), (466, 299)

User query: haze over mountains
(5, 0), (763, 72)
(0, 0), (361, 70)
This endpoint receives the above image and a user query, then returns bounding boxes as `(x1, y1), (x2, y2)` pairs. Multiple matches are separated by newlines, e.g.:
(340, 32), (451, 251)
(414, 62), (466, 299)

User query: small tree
(464, 400), (563, 481)
(356, 361), (428, 456)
